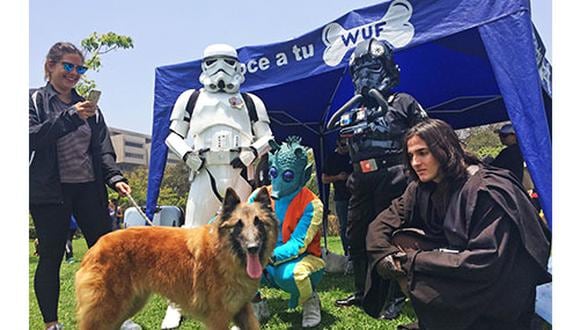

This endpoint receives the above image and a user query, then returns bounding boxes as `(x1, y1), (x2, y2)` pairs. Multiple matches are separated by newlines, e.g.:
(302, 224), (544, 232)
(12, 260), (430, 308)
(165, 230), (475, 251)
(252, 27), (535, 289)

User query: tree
(159, 163), (190, 209)
(108, 166), (148, 211)
(459, 123), (505, 160)
(110, 163), (190, 214)
(76, 32), (134, 96)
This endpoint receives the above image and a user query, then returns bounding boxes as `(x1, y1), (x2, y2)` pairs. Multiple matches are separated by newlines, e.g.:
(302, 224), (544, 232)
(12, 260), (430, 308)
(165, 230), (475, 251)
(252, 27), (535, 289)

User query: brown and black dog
(75, 187), (277, 330)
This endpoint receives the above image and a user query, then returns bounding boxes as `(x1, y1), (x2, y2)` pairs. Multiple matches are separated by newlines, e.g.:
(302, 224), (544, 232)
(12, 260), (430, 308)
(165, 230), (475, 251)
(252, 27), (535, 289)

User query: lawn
(29, 235), (417, 329)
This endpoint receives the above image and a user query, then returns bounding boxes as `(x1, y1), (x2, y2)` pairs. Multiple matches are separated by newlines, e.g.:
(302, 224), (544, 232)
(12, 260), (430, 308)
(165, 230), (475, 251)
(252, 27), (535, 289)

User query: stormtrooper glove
(184, 152), (204, 171)
(230, 147), (258, 169)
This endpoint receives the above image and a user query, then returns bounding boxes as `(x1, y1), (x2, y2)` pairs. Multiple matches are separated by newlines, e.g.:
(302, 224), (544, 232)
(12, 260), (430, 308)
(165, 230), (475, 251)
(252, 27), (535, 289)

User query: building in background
(109, 127), (180, 171)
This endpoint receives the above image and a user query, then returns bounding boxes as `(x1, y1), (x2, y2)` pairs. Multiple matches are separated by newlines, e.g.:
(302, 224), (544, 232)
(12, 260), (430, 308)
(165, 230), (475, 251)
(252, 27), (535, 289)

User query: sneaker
(251, 299), (270, 322)
(379, 296), (406, 320)
(120, 319), (142, 330)
(335, 293), (362, 307)
(397, 321), (420, 330)
(345, 259), (354, 275)
(302, 292), (321, 328)
(66, 257), (75, 264)
(46, 323), (64, 330)
(161, 304), (182, 329)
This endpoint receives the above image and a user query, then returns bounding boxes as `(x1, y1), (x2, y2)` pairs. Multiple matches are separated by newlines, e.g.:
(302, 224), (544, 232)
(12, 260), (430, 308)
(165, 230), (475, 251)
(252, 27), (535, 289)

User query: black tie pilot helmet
(349, 38), (400, 96)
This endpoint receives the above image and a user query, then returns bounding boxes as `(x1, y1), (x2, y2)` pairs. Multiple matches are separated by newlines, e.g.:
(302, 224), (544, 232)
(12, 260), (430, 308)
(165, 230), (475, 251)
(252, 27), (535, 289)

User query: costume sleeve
(95, 108), (127, 188)
(247, 189), (261, 204)
(404, 192), (513, 283)
(29, 91), (84, 151)
(363, 183), (416, 318)
(406, 96), (428, 126)
(272, 198), (323, 264)
(248, 93), (273, 159)
(366, 182), (417, 262)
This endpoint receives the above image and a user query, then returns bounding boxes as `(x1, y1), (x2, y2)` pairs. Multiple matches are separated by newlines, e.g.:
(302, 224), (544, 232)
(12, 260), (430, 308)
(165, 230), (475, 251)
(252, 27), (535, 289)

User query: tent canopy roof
(147, 0), (552, 225)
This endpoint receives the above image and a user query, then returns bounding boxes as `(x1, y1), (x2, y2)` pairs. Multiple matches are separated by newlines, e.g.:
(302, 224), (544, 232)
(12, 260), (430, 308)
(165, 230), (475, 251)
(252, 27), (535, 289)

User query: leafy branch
(76, 32), (134, 96)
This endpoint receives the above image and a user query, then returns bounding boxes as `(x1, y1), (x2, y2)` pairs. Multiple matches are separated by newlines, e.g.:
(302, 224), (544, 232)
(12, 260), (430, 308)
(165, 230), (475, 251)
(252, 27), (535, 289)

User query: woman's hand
(115, 181), (131, 197)
(74, 101), (97, 120)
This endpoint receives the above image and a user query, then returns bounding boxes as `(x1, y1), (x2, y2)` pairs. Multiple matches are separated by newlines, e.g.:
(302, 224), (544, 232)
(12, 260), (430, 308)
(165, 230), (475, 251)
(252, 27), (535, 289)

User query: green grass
(29, 236), (416, 329)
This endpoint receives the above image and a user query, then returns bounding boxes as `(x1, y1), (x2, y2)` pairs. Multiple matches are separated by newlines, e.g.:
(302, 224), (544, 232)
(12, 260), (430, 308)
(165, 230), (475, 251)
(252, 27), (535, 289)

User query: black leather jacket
(29, 83), (126, 205)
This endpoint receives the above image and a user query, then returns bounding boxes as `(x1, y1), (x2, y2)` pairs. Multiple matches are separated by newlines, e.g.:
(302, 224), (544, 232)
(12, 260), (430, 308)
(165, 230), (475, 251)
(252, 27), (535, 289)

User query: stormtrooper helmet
(199, 44), (245, 93)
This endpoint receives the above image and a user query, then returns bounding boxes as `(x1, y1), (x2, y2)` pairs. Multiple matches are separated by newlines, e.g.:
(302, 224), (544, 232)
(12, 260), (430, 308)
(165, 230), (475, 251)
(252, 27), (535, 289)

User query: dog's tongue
(246, 253), (263, 279)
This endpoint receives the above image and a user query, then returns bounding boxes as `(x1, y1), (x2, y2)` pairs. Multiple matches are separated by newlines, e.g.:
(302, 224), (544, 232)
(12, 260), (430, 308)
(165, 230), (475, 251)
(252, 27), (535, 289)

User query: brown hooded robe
(363, 166), (551, 330)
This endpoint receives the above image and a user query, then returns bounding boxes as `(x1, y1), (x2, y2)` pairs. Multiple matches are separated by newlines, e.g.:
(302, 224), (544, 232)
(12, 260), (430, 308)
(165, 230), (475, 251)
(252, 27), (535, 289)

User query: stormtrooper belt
(202, 150), (239, 165)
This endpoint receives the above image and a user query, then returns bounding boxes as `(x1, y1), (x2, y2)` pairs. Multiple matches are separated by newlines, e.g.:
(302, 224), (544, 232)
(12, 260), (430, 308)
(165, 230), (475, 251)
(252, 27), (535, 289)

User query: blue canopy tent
(147, 0), (552, 231)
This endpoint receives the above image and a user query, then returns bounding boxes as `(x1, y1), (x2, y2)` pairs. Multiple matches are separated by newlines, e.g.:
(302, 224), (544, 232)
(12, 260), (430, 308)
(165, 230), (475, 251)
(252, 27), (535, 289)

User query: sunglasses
(61, 61), (88, 75)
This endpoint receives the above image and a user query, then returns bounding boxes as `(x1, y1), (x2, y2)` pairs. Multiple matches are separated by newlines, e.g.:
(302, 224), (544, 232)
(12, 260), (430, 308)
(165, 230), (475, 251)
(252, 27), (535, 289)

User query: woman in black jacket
(29, 42), (131, 330)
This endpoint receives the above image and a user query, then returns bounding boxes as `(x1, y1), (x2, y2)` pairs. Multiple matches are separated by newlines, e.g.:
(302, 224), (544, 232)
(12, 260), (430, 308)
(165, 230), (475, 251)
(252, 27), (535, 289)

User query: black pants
(346, 165), (407, 295)
(30, 181), (112, 323)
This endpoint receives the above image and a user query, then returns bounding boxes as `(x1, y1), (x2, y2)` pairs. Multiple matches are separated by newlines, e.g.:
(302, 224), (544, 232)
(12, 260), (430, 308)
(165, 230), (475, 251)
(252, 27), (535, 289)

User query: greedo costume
(364, 165), (551, 329)
(248, 137), (324, 327)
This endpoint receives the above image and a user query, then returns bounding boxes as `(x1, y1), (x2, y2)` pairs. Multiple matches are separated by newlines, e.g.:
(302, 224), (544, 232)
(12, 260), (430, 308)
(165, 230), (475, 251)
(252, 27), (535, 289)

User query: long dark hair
(44, 42), (85, 81)
(403, 119), (480, 183)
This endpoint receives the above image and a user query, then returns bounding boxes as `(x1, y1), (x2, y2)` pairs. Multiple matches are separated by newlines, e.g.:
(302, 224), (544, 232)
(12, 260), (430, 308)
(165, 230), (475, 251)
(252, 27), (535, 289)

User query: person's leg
(336, 172), (372, 307)
(30, 202), (71, 326)
(71, 182), (112, 248)
(372, 166), (408, 320)
(160, 172), (223, 329)
(184, 170), (221, 228)
(334, 199), (349, 256)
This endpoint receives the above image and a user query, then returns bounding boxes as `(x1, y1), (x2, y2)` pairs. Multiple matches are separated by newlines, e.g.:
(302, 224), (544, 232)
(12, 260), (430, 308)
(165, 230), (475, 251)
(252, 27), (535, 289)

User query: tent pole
(318, 66), (349, 253)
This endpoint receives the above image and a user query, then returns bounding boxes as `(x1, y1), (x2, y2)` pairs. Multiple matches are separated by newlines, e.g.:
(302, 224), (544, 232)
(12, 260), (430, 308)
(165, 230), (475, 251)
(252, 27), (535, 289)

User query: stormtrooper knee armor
(163, 44), (273, 329)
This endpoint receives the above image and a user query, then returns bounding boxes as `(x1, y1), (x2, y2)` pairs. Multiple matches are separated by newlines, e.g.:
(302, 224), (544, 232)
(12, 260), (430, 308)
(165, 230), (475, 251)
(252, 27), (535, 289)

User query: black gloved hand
(230, 157), (245, 169)
(376, 252), (407, 280)
(230, 147), (258, 169)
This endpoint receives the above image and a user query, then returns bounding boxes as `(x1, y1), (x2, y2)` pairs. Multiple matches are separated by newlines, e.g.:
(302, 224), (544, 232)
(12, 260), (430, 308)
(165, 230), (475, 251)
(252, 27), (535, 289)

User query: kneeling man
(363, 119), (551, 330)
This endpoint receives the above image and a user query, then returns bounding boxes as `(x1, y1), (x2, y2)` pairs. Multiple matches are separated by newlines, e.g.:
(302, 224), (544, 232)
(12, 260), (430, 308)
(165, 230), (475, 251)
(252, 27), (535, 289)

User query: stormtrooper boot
(251, 292), (270, 322)
(302, 292), (321, 328)
(120, 319), (142, 330)
(161, 303), (182, 329)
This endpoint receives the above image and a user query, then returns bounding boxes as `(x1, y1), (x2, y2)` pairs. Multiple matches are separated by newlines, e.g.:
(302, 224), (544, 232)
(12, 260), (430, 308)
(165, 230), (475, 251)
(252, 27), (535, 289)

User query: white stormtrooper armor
(162, 44), (273, 329)
(166, 43), (273, 228)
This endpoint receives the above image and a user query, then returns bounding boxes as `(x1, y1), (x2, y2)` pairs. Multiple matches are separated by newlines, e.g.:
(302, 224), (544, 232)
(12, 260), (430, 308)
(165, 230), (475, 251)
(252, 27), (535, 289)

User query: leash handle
(126, 193), (155, 226)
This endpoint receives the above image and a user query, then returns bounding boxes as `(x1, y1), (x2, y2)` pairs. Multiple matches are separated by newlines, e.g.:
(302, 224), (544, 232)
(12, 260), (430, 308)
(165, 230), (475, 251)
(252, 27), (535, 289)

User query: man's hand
(185, 152), (204, 171)
(115, 181), (131, 197)
(337, 172), (349, 181)
(74, 101), (97, 120)
(376, 252), (407, 280)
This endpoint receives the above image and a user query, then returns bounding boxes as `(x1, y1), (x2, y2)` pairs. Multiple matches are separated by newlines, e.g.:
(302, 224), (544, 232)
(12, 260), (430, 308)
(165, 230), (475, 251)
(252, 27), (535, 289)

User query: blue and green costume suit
(249, 186), (325, 308)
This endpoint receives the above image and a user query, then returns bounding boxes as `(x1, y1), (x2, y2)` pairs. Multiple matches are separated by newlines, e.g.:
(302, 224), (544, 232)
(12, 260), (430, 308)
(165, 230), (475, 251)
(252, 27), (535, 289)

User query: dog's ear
(254, 187), (272, 211)
(221, 187), (241, 217)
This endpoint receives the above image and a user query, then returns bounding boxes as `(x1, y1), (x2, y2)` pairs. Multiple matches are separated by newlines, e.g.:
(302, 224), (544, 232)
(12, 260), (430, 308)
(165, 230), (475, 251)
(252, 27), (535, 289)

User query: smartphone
(87, 90), (101, 104)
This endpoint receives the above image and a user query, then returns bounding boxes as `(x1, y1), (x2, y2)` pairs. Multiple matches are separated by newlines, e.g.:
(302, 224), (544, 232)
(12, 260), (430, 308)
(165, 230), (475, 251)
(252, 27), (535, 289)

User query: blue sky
(29, 0), (552, 135)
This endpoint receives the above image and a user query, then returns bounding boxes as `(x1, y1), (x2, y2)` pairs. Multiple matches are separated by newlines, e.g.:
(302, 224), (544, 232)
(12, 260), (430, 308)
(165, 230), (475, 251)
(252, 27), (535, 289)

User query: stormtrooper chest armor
(187, 91), (253, 151)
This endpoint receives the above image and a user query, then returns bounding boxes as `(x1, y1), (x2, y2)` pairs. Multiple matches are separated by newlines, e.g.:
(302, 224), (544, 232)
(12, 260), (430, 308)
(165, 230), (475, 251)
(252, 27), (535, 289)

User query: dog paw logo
(322, 0), (414, 67)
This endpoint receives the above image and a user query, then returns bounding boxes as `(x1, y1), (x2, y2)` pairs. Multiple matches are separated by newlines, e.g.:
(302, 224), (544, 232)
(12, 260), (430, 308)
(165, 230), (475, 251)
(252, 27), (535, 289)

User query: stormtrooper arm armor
(165, 89), (204, 171)
(234, 94), (274, 167)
